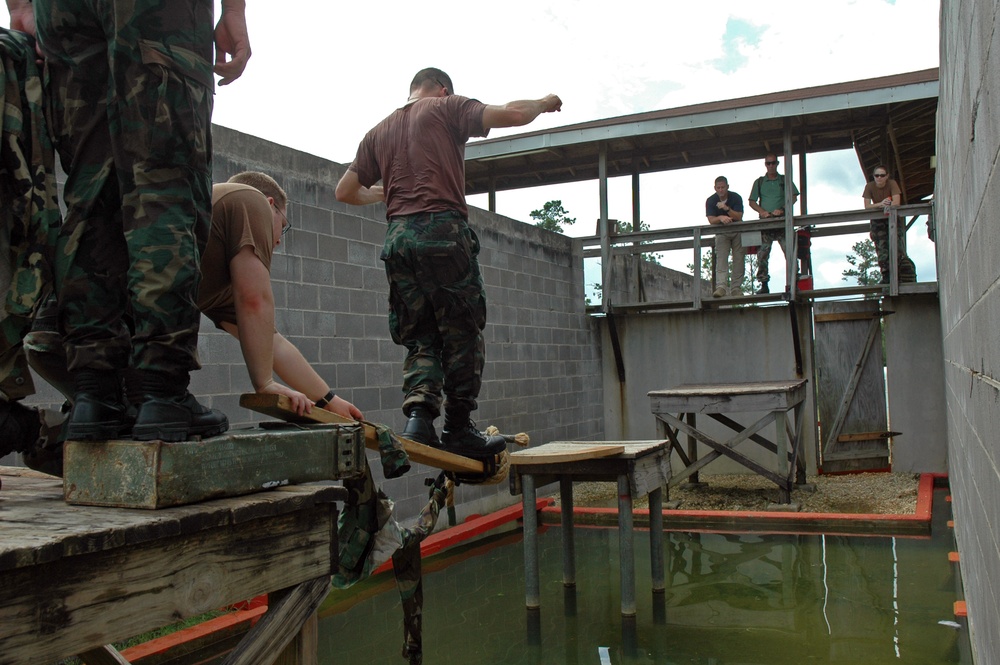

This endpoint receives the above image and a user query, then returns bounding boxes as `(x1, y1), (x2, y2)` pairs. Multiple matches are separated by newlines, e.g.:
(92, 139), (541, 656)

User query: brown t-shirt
(197, 183), (274, 327)
(862, 178), (901, 211)
(349, 94), (488, 218)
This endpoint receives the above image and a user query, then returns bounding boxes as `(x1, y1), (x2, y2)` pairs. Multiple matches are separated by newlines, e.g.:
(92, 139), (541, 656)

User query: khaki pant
(715, 231), (746, 294)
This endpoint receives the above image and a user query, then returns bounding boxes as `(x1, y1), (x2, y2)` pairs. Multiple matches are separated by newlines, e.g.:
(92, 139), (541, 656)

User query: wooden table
(0, 467), (345, 665)
(648, 380), (808, 503)
(510, 441), (670, 617)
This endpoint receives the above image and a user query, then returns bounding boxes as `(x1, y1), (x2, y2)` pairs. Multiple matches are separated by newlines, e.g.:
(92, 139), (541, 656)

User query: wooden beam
(220, 576), (330, 665)
(239, 393), (483, 475)
(78, 646), (131, 665)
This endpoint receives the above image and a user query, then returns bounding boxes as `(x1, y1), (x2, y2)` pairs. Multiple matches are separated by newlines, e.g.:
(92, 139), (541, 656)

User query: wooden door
(813, 301), (891, 472)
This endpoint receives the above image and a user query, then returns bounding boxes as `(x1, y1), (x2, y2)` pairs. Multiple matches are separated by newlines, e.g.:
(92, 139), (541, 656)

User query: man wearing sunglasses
(335, 67), (561, 458)
(748, 154), (799, 294)
(862, 167), (916, 283)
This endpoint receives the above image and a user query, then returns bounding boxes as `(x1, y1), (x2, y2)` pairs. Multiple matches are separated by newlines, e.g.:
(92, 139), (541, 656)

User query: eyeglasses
(874, 173), (888, 178)
(432, 77), (450, 96)
(764, 161), (778, 166)
(274, 202), (291, 236)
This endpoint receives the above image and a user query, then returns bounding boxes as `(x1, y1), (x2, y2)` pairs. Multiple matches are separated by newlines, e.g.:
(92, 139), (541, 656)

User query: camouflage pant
(36, 0), (214, 375)
(755, 230), (786, 283)
(870, 218), (915, 281)
(382, 211), (487, 418)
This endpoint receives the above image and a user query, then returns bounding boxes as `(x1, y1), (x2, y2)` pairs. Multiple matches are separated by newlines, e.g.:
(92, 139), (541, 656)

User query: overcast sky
(4, 0), (941, 289)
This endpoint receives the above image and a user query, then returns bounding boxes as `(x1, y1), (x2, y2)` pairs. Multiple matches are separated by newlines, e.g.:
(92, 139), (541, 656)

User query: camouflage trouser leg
(755, 230), (787, 284)
(23, 294), (74, 401)
(0, 223), (33, 399)
(382, 212), (487, 418)
(36, 0), (214, 375)
(869, 218), (914, 281)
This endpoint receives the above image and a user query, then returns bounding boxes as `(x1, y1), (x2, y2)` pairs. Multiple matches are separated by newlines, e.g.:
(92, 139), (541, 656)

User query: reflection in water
(319, 490), (966, 664)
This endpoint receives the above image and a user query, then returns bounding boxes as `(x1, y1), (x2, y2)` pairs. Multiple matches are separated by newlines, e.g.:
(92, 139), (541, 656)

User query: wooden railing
(575, 202), (935, 312)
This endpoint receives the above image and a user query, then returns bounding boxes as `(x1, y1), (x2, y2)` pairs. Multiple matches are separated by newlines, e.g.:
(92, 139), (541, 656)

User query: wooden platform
(0, 466), (346, 664)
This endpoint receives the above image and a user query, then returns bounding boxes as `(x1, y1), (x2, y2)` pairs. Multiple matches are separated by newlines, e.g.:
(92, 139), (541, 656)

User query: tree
(530, 200), (575, 233)
(842, 239), (881, 286)
(613, 219), (663, 264)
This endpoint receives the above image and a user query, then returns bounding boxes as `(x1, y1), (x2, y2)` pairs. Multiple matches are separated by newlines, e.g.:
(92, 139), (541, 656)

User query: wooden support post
(220, 576), (330, 665)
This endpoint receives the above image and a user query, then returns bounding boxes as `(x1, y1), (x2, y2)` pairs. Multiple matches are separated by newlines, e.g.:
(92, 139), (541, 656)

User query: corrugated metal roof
(465, 68), (938, 204)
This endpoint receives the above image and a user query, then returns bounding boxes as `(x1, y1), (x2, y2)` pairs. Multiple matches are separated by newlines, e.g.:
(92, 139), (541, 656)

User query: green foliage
(530, 200), (576, 233)
(613, 219), (663, 264)
(842, 239), (881, 286)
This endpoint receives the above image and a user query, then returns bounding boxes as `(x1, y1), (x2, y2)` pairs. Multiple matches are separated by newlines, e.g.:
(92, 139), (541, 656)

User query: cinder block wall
(937, 2), (1000, 663)
(13, 126), (604, 522)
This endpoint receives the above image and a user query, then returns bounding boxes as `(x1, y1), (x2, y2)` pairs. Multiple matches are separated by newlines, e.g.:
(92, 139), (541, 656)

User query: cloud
(710, 18), (767, 74)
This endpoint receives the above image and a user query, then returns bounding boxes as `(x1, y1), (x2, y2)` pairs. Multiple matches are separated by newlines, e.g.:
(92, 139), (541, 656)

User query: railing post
(599, 143), (611, 312)
(889, 207), (899, 296)
(693, 228), (702, 309)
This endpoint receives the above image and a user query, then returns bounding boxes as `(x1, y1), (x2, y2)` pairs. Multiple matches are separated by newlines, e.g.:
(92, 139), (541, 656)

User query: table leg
(648, 487), (664, 593)
(775, 410), (790, 503)
(686, 413), (699, 484)
(560, 478), (576, 588)
(522, 474), (540, 609)
(617, 474), (636, 616)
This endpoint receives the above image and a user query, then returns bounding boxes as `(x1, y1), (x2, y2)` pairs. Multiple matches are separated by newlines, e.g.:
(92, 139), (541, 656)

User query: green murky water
(317, 489), (969, 664)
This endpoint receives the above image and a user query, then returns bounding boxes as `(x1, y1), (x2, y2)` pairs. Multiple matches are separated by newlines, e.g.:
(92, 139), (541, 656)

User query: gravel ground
(566, 472), (920, 514)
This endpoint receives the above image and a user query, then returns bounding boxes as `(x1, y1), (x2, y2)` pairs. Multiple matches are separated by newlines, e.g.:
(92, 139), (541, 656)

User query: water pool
(318, 488), (969, 664)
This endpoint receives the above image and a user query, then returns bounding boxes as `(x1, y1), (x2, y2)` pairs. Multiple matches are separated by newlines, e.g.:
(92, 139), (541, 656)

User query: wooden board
(510, 443), (625, 465)
(239, 393), (483, 475)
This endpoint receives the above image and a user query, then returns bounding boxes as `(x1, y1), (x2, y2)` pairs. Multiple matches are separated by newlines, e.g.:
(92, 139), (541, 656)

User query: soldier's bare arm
(482, 94), (562, 130)
(215, 0), (251, 85)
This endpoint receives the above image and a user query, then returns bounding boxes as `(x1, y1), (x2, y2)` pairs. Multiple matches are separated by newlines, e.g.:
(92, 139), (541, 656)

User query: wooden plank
(78, 646), (131, 665)
(0, 470), (343, 571)
(836, 431), (900, 442)
(0, 503), (337, 665)
(648, 381), (807, 414)
(240, 393), (483, 475)
(220, 577), (330, 665)
(63, 425), (365, 509)
(814, 312), (880, 323)
(510, 443), (625, 465)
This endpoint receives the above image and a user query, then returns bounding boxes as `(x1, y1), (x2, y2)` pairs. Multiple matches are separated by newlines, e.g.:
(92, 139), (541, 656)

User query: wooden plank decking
(0, 466), (345, 664)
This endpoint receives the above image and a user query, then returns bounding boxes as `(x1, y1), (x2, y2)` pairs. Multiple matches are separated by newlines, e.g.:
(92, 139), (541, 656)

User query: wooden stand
(648, 380), (808, 503)
(1, 467), (343, 665)
(510, 440), (669, 617)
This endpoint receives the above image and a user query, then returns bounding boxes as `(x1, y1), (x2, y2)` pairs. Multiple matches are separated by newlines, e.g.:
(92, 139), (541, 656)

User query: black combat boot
(0, 399), (41, 460)
(66, 369), (128, 441)
(132, 371), (228, 442)
(402, 406), (440, 447)
(441, 410), (506, 457)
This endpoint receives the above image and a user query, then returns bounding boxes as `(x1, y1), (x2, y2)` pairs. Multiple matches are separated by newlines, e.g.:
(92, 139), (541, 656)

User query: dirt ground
(566, 471), (921, 514)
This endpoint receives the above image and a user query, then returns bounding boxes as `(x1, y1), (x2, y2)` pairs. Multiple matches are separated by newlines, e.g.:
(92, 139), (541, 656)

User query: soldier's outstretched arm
(482, 94), (562, 130)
